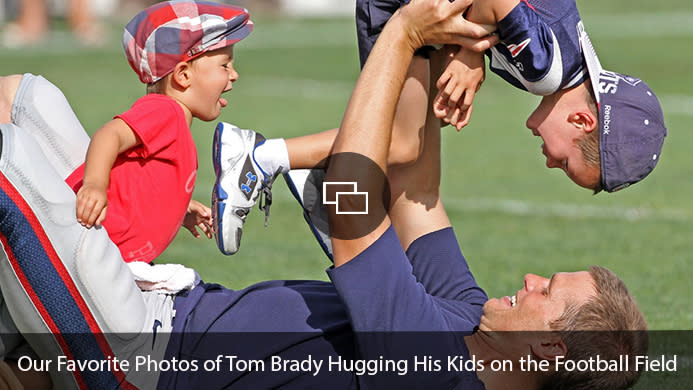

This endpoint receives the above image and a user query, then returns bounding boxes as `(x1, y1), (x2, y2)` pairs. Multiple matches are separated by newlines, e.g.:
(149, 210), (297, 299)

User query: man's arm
(328, 0), (497, 265)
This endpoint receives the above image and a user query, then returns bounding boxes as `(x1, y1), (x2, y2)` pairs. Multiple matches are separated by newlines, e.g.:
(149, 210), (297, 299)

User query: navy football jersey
(488, 0), (588, 95)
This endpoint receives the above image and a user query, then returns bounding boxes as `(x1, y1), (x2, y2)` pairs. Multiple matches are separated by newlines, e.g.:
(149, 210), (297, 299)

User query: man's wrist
(382, 12), (421, 56)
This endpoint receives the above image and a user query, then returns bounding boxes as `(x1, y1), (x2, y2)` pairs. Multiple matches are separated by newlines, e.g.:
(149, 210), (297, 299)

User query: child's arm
(76, 118), (140, 228)
(182, 200), (214, 239)
(433, 46), (486, 130)
(432, 0), (519, 129)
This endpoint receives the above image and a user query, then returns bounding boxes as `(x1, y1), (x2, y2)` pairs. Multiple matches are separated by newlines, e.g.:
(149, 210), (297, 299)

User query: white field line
(438, 197), (692, 222)
(253, 187), (691, 223)
(660, 95), (693, 117)
(583, 12), (693, 39)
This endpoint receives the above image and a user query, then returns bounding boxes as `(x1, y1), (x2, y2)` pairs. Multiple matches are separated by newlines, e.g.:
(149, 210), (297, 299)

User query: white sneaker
(212, 122), (278, 255)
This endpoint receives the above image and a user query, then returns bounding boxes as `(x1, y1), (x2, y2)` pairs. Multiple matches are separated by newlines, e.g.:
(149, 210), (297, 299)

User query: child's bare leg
(387, 51), (451, 251)
(285, 128), (338, 169)
(388, 55), (429, 166)
(279, 56), (430, 171)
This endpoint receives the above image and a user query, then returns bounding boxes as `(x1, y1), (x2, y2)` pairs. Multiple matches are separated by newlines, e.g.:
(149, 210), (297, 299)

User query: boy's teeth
(510, 295), (517, 307)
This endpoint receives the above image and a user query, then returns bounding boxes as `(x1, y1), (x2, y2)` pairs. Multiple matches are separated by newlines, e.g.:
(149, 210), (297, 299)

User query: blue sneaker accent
(211, 122), (277, 256)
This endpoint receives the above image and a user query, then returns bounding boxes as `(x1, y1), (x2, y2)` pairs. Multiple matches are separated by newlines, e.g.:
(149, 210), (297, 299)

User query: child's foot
(212, 122), (278, 255)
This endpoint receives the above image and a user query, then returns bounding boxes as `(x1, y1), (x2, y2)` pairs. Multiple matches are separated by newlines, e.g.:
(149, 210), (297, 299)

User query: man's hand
(76, 183), (108, 228)
(433, 46), (486, 129)
(397, 0), (498, 53)
(183, 200), (214, 239)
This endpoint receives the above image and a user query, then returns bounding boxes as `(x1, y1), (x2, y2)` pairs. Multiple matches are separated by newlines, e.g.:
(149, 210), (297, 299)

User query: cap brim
(577, 21), (603, 106)
(198, 20), (253, 56)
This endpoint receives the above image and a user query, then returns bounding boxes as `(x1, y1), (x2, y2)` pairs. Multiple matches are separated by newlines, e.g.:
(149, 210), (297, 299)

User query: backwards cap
(578, 22), (667, 192)
(123, 0), (253, 84)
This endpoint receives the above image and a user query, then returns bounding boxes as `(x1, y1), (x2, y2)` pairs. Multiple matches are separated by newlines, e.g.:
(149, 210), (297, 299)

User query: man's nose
(524, 273), (547, 291)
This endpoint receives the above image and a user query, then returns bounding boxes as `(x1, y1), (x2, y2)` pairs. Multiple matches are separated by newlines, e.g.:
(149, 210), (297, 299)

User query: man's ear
(530, 334), (567, 360)
(568, 110), (597, 134)
(171, 61), (193, 89)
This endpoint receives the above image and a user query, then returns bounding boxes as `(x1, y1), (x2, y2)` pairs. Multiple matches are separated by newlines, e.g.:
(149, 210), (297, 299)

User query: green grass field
(0, 0), (690, 337)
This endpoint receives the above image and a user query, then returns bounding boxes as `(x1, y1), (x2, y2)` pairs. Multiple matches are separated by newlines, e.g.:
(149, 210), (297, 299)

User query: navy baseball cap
(578, 22), (667, 192)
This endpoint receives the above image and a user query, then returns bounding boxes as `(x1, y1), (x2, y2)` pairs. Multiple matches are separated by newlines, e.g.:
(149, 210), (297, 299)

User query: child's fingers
(444, 103), (456, 124)
(75, 192), (91, 223)
(95, 207), (108, 227)
(85, 202), (105, 228)
(75, 198), (85, 223)
(77, 197), (96, 226)
(456, 104), (474, 130)
(442, 79), (459, 107)
(79, 194), (106, 227)
(462, 88), (476, 112)
(448, 85), (465, 109)
(433, 92), (450, 119)
(448, 106), (462, 128)
(199, 222), (213, 238)
(436, 71), (452, 90)
(187, 225), (201, 238)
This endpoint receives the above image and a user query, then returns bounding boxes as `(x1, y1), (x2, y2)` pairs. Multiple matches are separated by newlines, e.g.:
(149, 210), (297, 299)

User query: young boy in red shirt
(67, 0), (253, 263)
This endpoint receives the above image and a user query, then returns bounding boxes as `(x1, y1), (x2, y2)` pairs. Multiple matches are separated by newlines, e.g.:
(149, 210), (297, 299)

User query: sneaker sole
(212, 122), (232, 255)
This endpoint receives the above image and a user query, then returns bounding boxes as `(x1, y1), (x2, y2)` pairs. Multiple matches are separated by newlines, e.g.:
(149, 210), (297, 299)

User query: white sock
(254, 138), (290, 177)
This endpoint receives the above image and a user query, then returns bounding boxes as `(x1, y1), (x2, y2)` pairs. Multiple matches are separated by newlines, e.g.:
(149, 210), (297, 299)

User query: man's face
(479, 271), (596, 332)
(526, 95), (601, 190)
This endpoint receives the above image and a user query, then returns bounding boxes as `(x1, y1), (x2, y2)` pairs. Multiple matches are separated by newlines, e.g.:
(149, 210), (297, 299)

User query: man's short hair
(543, 266), (648, 390)
(576, 82), (603, 193)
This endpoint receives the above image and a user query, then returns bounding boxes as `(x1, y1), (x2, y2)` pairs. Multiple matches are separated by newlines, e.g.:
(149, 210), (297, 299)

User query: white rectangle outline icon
(323, 182), (358, 205)
(335, 192), (369, 215)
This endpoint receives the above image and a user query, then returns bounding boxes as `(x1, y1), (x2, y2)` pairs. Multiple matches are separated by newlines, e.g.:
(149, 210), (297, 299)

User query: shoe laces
(258, 167), (283, 227)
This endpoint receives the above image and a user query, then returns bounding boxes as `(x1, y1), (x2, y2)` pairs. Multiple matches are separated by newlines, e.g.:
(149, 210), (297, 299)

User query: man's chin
(484, 297), (512, 311)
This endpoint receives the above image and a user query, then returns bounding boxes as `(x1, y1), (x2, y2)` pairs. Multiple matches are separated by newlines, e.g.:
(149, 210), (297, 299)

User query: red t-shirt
(66, 94), (198, 263)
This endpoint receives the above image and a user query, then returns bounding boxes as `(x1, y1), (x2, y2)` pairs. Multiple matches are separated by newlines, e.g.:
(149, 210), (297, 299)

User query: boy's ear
(568, 110), (598, 134)
(171, 61), (193, 89)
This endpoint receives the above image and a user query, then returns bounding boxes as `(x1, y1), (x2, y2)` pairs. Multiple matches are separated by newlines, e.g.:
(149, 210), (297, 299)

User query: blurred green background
(0, 0), (689, 337)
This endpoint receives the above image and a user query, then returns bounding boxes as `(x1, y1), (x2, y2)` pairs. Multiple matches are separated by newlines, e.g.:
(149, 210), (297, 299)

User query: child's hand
(183, 200), (214, 239)
(433, 47), (486, 130)
(76, 183), (108, 228)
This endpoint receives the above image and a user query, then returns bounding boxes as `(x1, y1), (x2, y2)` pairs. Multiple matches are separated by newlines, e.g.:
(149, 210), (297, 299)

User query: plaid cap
(123, 0), (253, 84)
(577, 22), (667, 192)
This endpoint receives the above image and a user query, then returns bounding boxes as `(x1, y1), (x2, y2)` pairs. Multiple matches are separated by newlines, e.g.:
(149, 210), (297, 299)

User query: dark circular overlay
(299, 152), (390, 241)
